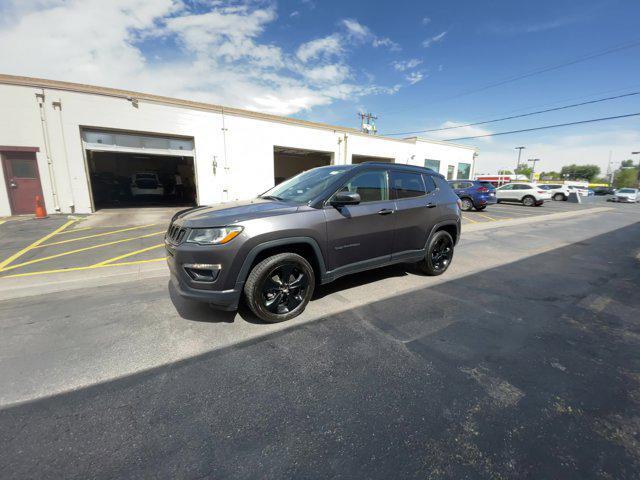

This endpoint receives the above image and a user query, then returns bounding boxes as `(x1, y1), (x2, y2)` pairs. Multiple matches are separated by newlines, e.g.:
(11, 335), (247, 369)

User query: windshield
(618, 188), (636, 193)
(261, 166), (350, 203)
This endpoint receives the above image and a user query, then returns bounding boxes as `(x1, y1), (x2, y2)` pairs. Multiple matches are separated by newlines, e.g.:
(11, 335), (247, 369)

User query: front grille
(166, 224), (187, 245)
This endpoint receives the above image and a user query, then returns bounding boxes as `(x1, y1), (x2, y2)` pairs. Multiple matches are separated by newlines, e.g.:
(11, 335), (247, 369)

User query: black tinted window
(337, 170), (389, 203)
(392, 172), (426, 199)
(423, 174), (437, 193)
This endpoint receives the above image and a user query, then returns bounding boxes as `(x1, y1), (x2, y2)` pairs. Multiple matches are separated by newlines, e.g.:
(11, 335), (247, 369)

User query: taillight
(476, 186), (489, 192)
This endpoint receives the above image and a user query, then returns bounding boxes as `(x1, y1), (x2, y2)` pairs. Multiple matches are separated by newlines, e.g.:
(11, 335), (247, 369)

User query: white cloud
(372, 37), (401, 52)
(422, 16), (431, 25)
(341, 18), (372, 40)
(422, 30), (447, 48)
(426, 121), (494, 143)
(289, 10), (299, 18)
(296, 34), (343, 62)
(0, 1), (400, 116)
(392, 58), (423, 71)
(405, 71), (426, 85)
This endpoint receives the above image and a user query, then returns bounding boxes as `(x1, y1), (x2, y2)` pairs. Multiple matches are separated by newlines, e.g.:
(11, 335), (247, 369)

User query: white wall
(0, 82), (477, 216)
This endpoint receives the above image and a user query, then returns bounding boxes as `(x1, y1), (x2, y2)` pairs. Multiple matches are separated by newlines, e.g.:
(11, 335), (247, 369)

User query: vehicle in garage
(165, 162), (461, 323)
(448, 179), (497, 211)
(495, 182), (552, 206)
(130, 172), (164, 197)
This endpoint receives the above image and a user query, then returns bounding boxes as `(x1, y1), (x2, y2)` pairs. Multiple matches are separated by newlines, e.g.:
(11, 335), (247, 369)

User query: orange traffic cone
(34, 195), (48, 219)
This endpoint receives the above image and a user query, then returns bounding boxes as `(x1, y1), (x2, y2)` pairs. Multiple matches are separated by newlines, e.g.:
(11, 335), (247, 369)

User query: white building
(0, 74), (477, 216)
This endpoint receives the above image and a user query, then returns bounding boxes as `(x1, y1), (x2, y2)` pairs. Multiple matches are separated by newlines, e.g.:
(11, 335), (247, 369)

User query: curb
(464, 207), (612, 232)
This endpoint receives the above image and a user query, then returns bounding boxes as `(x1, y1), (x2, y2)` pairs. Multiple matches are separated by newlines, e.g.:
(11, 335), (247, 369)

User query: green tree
(614, 166), (640, 188)
(540, 171), (561, 180)
(560, 164), (601, 181)
(620, 159), (635, 168)
(514, 165), (532, 177)
(497, 169), (513, 175)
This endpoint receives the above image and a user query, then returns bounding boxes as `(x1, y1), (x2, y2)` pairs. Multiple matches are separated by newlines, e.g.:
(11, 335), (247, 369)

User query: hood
(172, 198), (300, 228)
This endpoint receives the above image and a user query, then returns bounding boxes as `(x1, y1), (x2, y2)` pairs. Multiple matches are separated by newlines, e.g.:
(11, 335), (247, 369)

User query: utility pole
(515, 146), (525, 172)
(632, 151), (640, 186)
(527, 158), (540, 182)
(358, 112), (378, 135)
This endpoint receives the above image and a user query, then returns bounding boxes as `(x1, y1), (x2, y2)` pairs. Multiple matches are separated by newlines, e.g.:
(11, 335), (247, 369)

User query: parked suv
(166, 163), (461, 323)
(448, 179), (497, 211)
(495, 182), (552, 206)
(538, 183), (570, 201)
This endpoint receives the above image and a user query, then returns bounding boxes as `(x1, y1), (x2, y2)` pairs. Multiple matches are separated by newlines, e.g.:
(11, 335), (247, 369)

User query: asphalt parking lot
(1, 201), (639, 479)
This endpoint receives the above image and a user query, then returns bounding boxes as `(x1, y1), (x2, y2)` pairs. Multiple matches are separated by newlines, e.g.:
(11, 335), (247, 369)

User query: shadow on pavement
(1, 224), (639, 479)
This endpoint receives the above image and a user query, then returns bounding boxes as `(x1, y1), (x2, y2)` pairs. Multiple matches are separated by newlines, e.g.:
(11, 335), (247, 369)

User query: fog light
(183, 263), (221, 282)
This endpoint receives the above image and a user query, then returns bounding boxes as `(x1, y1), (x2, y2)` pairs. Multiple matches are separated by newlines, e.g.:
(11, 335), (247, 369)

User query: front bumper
(166, 240), (242, 310)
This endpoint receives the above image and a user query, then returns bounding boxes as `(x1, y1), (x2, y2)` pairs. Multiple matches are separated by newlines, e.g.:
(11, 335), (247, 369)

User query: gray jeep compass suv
(165, 162), (461, 322)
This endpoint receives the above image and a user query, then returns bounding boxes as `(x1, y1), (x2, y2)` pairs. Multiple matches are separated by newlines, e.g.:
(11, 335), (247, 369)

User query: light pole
(632, 152), (640, 186)
(527, 158), (540, 182)
(515, 146), (525, 172)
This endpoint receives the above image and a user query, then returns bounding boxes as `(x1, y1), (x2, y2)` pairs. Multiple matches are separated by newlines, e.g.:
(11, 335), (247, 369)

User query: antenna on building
(358, 112), (378, 135)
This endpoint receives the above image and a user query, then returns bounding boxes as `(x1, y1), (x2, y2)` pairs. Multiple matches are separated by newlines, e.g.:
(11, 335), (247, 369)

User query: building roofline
(403, 136), (479, 151)
(0, 74), (477, 151)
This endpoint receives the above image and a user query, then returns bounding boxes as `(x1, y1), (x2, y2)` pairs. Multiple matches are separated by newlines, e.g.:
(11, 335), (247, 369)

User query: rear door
(390, 170), (437, 255)
(324, 168), (395, 272)
(496, 183), (515, 200)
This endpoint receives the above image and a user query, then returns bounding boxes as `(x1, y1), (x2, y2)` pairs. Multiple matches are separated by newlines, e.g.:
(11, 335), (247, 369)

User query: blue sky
(1, 0), (639, 173)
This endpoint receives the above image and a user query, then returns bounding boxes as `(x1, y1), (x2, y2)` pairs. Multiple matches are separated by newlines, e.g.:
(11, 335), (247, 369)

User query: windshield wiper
(259, 195), (284, 201)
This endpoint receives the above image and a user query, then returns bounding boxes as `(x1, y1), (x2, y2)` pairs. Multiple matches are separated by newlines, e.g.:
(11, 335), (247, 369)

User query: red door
(2, 151), (44, 215)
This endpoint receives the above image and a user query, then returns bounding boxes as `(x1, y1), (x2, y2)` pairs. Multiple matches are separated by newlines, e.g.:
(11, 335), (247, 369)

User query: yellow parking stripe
(474, 212), (499, 221)
(0, 219), (77, 270)
(35, 223), (158, 248)
(462, 215), (479, 223)
(0, 258), (165, 278)
(0, 220), (6, 226)
(56, 226), (93, 234)
(0, 231), (165, 273)
(92, 243), (164, 267)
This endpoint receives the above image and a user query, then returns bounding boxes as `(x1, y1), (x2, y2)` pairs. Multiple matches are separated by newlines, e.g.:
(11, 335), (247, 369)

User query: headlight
(186, 226), (243, 245)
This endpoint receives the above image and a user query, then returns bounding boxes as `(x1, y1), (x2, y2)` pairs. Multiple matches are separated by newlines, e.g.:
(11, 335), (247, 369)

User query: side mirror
(331, 191), (361, 206)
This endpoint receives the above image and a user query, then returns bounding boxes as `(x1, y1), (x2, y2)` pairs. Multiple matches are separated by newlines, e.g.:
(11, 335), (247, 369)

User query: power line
(443, 112), (640, 141)
(384, 90), (640, 136)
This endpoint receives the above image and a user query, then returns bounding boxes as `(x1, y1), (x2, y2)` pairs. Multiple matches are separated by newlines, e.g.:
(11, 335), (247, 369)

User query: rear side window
(478, 181), (494, 189)
(391, 171), (426, 199)
(422, 174), (437, 193)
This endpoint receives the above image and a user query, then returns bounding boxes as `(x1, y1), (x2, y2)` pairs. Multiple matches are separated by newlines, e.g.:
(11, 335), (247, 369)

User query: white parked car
(130, 172), (164, 197)
(495, 182), (552, 206)
(538, 183), (570, 201)
(566, 185), (589, 197)
(612, 188), (639, 203)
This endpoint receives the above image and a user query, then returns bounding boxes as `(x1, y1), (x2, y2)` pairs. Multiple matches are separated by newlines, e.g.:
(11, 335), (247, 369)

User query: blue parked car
(448, 180), (497, 211)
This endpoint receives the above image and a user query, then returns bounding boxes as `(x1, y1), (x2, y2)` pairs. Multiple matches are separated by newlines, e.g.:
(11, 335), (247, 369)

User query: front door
(324, 169), (395, 272)
(2, 151), (43, 214)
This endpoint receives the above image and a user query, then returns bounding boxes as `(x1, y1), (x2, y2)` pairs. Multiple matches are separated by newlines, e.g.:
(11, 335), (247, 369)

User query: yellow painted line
(0, 220), (6, 226)
(0, 219), (78, 270)
(35, 223), (157, 248)
(56, 226), (93, 234)
(474, 212), (499, 221)
(92, 243), (164, 267)
(0, 231), (165, 273)
(0, 258), (165, 278)
(462, 215), (479, 223)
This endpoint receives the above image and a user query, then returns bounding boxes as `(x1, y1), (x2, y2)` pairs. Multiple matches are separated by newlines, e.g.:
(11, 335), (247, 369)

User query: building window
(447, 165), (455, 180)
(424, 159), (440, 173)
(457, 163), (471, 180)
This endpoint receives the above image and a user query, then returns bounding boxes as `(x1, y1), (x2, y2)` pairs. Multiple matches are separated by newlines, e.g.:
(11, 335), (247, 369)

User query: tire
(475, 205), (486, 211)
(244, 252), (315, 323)
(522, 195), (536, 207)
(460, 198), (473, 211)
(417, 230), (454, 276)
(553, 193), (566, 201)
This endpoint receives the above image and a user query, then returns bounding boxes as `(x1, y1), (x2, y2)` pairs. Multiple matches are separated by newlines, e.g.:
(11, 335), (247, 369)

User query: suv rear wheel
(553, 193), (566, 201)
(460, 198), (473, 211)
(417, 230), (454, 276)
(522, 195), (536, 207)
(244, 252), (315, 323)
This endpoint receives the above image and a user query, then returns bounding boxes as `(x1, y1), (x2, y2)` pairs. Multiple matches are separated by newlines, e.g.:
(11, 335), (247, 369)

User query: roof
(0, 74), (477, 151)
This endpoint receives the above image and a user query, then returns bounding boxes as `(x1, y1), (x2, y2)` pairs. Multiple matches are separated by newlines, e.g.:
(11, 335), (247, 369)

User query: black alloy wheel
(417, 230), (455, 276)
(261, 263), (309, 315)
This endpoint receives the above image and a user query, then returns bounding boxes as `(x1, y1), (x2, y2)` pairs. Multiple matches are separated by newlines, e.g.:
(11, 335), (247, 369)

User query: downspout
(52, 98), (75, 212)
(35, 90), (60, 211)
(343, 133), (348, 165)
(220, 107), (230, 201)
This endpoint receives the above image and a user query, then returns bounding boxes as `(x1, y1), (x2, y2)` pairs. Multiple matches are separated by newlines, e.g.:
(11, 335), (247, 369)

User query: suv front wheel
(417, 230), (454, 276)
(244, 252), (315, 323)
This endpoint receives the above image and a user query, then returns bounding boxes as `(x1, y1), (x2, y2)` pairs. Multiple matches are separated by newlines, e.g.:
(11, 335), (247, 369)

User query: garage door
(82, 129), (197, 210)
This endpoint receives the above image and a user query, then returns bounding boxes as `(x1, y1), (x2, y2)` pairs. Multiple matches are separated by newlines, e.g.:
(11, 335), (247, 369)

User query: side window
(499, 184), (513, 190)
(520, 185), (532, 190)
(461, 182), (473, 189)
(448, 181), (458, 189)
(337, 170), (389, 203)
(392, 171), (426, 199)
(423, 174), (437, 193)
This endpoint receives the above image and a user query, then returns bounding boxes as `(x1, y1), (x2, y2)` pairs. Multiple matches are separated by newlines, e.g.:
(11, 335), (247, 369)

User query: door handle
(378, 208), (394, 215)
(425, 203), (437, 208)
(9, 181), (17, 188)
